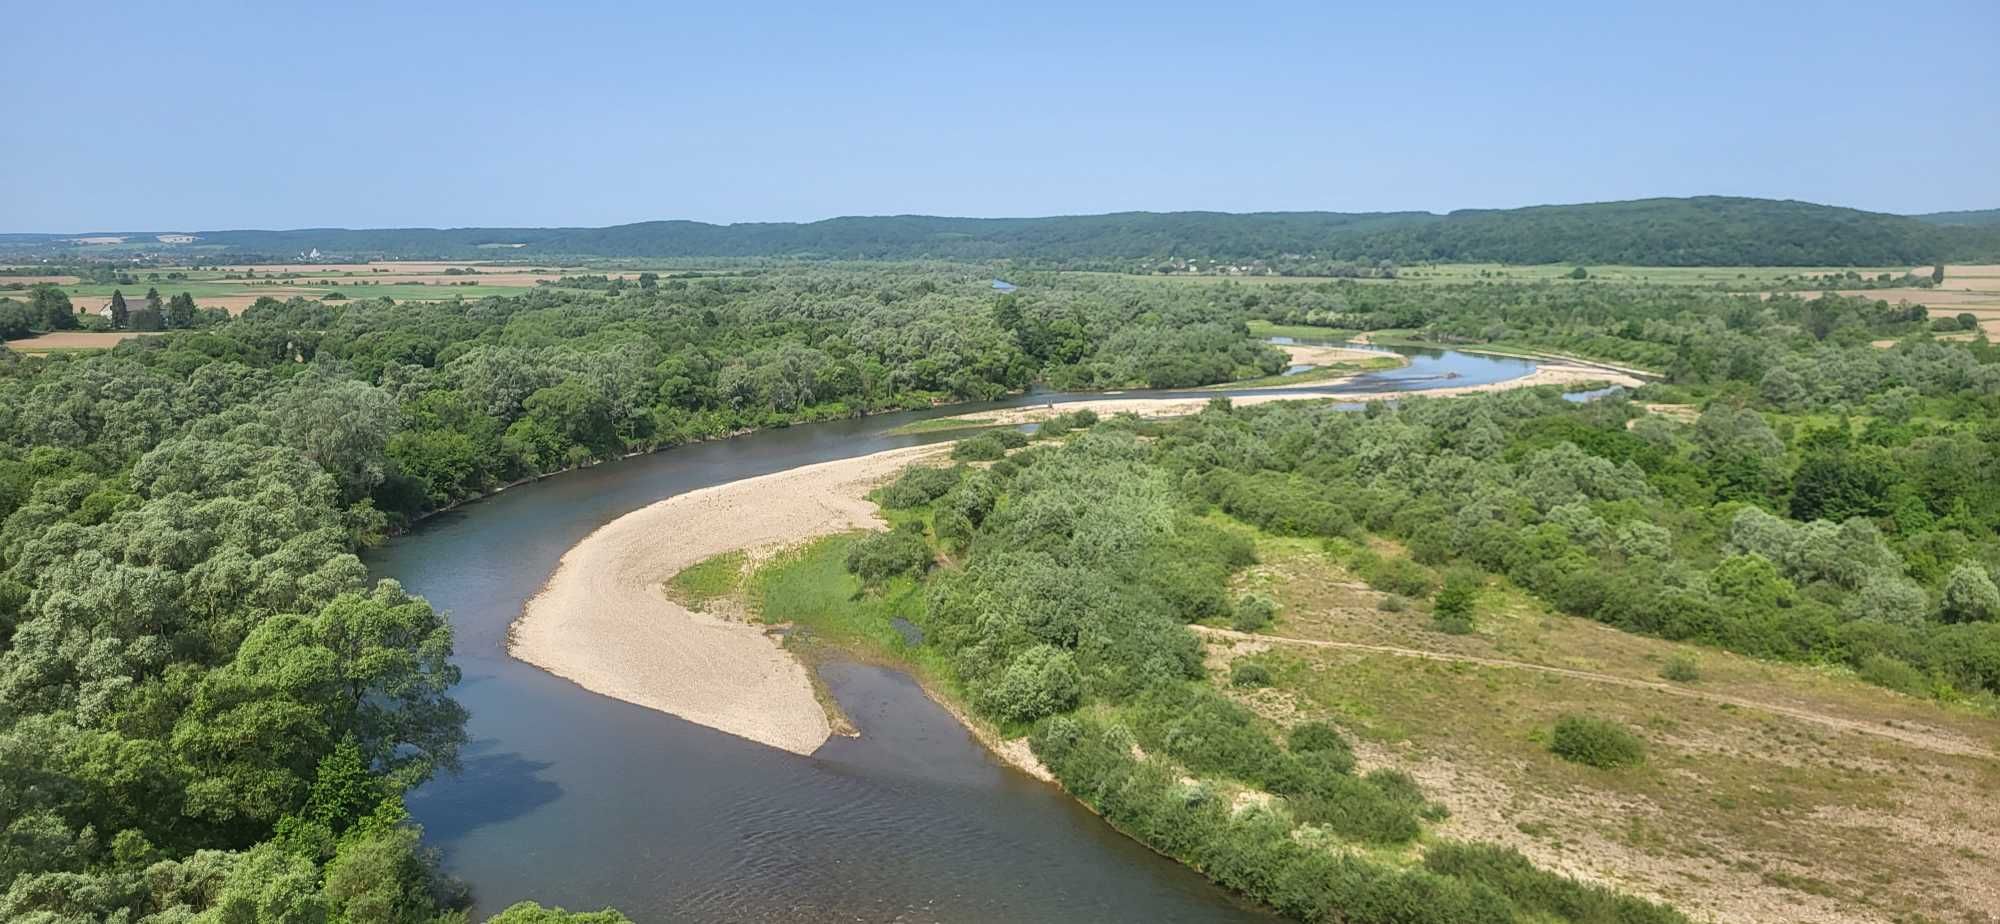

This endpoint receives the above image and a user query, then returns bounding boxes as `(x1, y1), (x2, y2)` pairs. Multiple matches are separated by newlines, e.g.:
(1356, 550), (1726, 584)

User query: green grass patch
(748, 534), (952, 681)
(663, 550), (745, 610)
(1246, 319), (1359, 341)
(885, 416), (998, 435)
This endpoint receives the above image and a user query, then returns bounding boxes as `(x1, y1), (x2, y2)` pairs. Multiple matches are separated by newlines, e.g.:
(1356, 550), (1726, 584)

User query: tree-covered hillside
(10, 197), (1998, 267)
(1913, 208), (2000, 228)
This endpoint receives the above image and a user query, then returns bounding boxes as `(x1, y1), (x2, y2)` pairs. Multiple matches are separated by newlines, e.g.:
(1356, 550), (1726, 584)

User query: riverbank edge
(507, 444), (950, 755)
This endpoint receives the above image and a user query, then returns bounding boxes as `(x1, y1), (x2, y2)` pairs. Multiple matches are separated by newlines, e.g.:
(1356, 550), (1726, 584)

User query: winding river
(368, 344), (1541, 922)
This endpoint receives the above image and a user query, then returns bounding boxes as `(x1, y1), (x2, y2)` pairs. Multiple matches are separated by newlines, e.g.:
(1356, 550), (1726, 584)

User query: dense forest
(1914, 208), (2000, 228)
(0, 268), (1289, 921)
(825, 288), (2000, 920)
(1229, 276), (1966, 372)
(8, 197), (1998, 267)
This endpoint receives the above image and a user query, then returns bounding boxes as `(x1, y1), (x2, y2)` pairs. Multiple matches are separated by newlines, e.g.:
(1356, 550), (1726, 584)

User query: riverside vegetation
(0, 267), (1282, 921)
(732, 285), (2000, 921)
(7, 257), (2000, 921)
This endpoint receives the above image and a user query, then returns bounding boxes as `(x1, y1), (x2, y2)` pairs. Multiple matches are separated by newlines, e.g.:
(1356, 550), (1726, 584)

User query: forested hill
(12, 197), (2000, 266)
(1913, 208), (2000, 228)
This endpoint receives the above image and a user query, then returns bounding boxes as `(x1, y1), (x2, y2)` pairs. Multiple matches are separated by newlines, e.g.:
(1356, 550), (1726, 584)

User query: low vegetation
(1547, 715), (1648, 769)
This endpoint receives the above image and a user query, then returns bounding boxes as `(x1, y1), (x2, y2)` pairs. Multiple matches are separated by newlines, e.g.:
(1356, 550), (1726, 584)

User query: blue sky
(3, 0), (1994, 230)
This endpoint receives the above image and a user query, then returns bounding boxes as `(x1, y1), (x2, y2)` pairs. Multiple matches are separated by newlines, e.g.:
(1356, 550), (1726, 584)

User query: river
(368, 344), (1541, 922)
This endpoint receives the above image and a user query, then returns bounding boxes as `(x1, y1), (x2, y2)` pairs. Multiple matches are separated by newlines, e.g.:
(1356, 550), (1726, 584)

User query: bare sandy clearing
(7, 331), (160, 352)
(510, 444), (947, 754)
(1279, 343), (1389, 366)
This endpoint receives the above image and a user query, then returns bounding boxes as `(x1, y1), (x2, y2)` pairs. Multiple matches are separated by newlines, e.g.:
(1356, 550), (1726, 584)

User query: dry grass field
(7, 331), (161, 352)
(1204, 533), (2000, 924)
(0, 275), (82, 286)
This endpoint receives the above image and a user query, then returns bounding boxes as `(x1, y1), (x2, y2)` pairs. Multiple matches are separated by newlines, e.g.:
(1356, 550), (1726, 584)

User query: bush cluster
(1548, 715), (1647, 769)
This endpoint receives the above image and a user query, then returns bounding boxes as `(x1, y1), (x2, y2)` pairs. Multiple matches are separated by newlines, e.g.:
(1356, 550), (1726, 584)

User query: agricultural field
(2, 260), (670, 321)
(4, 330), (161, 353)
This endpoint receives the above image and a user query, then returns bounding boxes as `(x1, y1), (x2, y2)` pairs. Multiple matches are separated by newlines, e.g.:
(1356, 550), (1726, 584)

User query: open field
(5, 331), (160, 352)
(0, 275), (81, 286)
(1207, 534), (2000, 924)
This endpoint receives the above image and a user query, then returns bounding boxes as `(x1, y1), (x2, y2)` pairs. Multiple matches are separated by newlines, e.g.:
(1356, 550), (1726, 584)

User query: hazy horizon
(7, 194), (1995, 237)
(4, 0), (1995, 230)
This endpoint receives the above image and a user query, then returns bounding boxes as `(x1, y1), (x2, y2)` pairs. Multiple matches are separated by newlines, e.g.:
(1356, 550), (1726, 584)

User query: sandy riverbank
(1279, 343), (1390, 366)
(934, 361), (1645, 426)
(510, 443), (948, 755)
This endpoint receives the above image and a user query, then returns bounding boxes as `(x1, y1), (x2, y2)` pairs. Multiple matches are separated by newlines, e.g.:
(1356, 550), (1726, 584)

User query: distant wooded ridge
(6, 196), (1998, 267)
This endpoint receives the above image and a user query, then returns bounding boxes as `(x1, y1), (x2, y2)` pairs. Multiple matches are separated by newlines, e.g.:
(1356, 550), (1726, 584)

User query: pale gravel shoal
(509, 443), (948, 755)
(942, 362), (1645, 425)
(1279, 343), (1392, 366)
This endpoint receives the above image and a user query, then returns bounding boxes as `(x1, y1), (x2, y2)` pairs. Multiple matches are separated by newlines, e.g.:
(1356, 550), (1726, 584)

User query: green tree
(173, 581), (466, 827)
(1940, 563), (2000, 624)
(30, 284), (77, 330)
(167, 291), (197, 329)
(1432, 570), (1480, 634)
(108, 290), (129, 328)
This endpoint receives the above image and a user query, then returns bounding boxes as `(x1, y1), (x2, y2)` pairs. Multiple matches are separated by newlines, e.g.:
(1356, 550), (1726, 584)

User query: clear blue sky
(4, 0), (1994, 231)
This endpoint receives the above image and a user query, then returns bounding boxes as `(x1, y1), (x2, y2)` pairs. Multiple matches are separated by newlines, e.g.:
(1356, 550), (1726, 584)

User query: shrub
(1352, 549), (1434, 597)
(951, 434), (1008, 461)
(878, 465), (961, 508)
(933, 509), (974, 554)
(1856, 652), (1925, 695)
(1287, 773), (1423, 844)
(844, 522), (932, 585)
(1232, 594), (1277, 632)
(1548, 715), (1646, 769)
(979, 644), (1082, 723)
(1231, 661), (1273, 688)
(1424, 843), (1687, 924)
(1432, 570), (1481, 634)
(1219, 471), (1352, 537)
(1287, 721), (1354, 768)
(1378, 594), (1407, 613)
(1659, 654), (1700, 683)
(1036, 409), (1100, 438)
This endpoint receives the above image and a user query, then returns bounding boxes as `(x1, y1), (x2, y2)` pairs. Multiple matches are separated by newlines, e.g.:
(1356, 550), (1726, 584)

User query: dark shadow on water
(407, 741), (563, 843)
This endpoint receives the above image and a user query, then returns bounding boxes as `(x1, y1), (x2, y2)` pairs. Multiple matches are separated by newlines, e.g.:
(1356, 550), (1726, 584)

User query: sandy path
(1191, 625), (1992, 758)
(510, 444), (947, 754)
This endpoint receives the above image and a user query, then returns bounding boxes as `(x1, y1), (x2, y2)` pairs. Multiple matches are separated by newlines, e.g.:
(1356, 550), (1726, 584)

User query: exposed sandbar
(510, 444), (945, 754)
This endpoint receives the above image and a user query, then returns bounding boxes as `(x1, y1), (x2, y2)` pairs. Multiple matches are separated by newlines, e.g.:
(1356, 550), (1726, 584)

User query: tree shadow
(406, 739), (562, 842)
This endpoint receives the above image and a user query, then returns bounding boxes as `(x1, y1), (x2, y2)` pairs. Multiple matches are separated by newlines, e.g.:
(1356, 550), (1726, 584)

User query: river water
(369, 344), (1537, 922)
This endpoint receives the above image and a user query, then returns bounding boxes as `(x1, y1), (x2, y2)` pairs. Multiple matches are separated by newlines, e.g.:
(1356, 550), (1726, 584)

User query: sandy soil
(510, 444), (947, 754)
(935, 362), (1644, 426)
(7, 331), (159, 351)
(1279, 343), (1389, 366)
